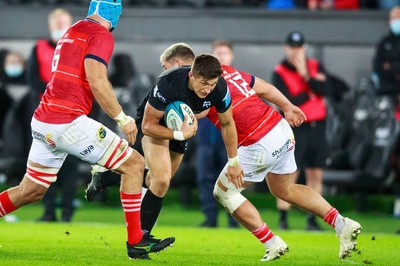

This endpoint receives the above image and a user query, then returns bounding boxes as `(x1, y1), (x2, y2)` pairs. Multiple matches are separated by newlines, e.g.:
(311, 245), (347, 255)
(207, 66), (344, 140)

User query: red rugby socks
(120, 192), (143, 245)
(0, 191), (17, 218)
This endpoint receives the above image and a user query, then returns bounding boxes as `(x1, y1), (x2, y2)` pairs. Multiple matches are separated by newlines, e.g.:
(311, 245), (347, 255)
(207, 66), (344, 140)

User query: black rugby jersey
(135, 66), (231, 122)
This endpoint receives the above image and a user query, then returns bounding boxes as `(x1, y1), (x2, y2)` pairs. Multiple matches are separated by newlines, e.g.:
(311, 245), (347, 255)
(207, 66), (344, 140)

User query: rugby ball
(164, 101), (195, 131)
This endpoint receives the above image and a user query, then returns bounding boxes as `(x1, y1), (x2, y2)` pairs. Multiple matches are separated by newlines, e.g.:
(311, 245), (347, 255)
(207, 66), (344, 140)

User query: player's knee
(147, 169), (171, 197)
(152, 176), (170, 195)
(213, 179), (246, 214)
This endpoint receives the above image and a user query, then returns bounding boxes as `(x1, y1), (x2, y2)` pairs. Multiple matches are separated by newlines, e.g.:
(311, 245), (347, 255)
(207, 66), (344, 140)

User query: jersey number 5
(51, 43), (63, 73)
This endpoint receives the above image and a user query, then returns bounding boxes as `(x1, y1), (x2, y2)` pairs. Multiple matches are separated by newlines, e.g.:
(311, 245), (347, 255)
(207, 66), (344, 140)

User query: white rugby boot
(337, 217), (362, 259)
(260, 236), (288, 262)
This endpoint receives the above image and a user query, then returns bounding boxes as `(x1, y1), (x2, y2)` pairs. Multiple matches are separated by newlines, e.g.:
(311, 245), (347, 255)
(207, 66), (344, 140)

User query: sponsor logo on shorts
(32, 130), (46, 142)
(45, 133), (56, 148)
(80, 145), (94, 156)
(272, 138), (294, 159)
(98, 127), (106, 140)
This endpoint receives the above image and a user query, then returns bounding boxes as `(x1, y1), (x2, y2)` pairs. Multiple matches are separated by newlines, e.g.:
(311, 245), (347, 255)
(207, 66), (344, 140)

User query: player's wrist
(228, 156), (239, 167)
(114, 111), (132, 127)
(173, 131), (185, 141)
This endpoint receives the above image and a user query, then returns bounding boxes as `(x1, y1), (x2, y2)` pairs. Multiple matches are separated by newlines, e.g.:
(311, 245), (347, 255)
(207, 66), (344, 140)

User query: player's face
(212, 45), (234, 66)
(188, 72), (219, 99)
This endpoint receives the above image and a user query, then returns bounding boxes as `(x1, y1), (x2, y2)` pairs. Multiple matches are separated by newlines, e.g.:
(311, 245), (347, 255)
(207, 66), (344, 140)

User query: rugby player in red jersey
(0, 0), (174, 259)
(158, 43), (362, 262)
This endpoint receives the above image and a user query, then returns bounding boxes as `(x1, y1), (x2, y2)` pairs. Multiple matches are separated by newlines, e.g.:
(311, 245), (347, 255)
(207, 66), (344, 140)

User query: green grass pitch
(0, 203), (399, 265)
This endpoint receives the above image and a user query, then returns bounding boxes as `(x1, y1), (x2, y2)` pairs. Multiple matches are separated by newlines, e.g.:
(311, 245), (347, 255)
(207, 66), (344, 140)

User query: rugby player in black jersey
(86, 53), (244, 259)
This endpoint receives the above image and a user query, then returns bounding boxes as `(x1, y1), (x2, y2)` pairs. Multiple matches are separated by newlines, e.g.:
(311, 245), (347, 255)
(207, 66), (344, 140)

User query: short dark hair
(160, 43), (195, 64)
(191, 54), (223, 79)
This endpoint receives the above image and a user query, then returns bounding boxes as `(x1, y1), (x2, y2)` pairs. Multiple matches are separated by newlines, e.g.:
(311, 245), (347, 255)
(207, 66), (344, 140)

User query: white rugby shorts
(28, 115), (117, 168)
(221, 118), (297, 183)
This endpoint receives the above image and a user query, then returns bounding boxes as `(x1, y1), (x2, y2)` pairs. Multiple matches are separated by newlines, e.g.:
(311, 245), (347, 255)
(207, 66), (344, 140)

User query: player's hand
(226, 165), (245, 189)
(284, 106), (307, 127)
(180, 115), (198, 140)
(119, 117), (137, 144)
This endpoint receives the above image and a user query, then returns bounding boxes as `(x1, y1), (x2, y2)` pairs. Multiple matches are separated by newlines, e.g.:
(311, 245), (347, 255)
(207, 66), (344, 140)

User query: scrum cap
(87, 0), (122, 31)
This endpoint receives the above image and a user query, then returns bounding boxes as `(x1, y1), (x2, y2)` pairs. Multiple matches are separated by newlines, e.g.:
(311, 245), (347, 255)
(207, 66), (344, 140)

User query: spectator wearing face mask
(0, 49), (27, 146)
(373, 5), (400, 94)
(2, 50), (27, 85)
(27, 8), (72, 102)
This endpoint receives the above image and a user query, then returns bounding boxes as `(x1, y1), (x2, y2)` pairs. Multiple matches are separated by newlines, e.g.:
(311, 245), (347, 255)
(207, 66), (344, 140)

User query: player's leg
(0, 130), (64, 219)
(64, 116), (174, 258)
(277, 121), (307, 230)
(1, 161), (58, 218)
(85, 166), (121, 202)
(85, 121), (146, 202)
(267, 171), (361, 259)
(304, 167), (324, 230)
(276, 170), (298, 230)
(140, 136), (184, 233)
(214, 171), (287, 262)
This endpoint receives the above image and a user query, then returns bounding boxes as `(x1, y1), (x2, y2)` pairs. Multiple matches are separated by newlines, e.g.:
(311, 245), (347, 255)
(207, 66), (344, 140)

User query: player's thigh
(238, 119), (296, 183)
(266, 172), (297, 196)
(170, 151), (184, 177)
(56, 115), (135, 171)
(142, 135), (171, 178)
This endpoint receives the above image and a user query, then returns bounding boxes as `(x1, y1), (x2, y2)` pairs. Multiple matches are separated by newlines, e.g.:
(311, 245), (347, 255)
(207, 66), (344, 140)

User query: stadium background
(0, 3), (396, 214)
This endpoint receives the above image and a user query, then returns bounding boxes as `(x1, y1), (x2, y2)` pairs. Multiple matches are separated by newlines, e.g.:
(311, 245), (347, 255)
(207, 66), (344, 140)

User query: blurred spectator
(0, 49), (27, 145)
(27, 8), (79, 222)
(266, 0), (296, 9)
(205, 0), (242, 7)
(378, 0), (400, 9)
(211, 39), (235, 66)
(28, 8), (72, 101)
(372, 6), (400, 222)
(194, 40), (239, 228)
(308, 0), (359, 10)
(272, 31), (331, 231)
(373, 5), (400, 94)
(109, 53), (136, 88)
(109, 52), (155, 115)
(1, 50), (27, 85)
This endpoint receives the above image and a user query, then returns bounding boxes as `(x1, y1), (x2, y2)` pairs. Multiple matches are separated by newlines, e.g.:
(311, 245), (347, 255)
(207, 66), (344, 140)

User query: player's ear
(188, 71), (193, 79)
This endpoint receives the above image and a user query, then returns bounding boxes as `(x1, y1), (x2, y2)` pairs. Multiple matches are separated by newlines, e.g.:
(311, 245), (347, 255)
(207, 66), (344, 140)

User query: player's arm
(85, 58), (137, 144)
(142, 102), (197, 140)
(253, 76), (306, 127)
(217, 106), (244, 189)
